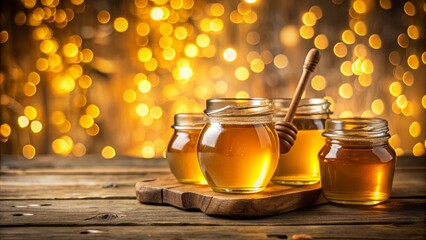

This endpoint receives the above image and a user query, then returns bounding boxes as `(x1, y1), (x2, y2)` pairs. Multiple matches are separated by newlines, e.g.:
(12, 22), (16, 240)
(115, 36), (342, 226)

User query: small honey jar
(167, 113), (207, 184)
(318, 118), (397, 205)
(197, 98), (280, 193)
(272, 98), (331, 185)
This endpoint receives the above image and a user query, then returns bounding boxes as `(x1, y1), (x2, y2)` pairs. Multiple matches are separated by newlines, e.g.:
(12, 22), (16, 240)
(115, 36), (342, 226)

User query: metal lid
(272, 98), (331, 115)
(323, 118), (390, 141)
(204, 98), (273, 117)
(172, 113), (205, 129)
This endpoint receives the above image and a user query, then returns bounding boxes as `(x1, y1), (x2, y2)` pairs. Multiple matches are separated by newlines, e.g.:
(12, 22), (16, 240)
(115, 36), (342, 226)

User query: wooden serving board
(136, 175), (328, 218)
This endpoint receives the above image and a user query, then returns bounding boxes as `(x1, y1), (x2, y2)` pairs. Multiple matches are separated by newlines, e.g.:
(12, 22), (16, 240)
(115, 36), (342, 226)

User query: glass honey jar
(197, 98), (280, 193)
(272, 98), (331, 185)
(318, 118), (397, 205)
(167, 113), (207, 184)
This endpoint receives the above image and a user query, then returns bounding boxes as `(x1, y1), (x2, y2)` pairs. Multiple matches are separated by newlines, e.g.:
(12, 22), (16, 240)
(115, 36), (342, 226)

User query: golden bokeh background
(0, 0), (425, 159)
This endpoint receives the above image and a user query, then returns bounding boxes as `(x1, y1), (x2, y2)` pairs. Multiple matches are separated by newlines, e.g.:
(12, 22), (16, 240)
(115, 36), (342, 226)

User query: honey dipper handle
(284, 48), (321, 122)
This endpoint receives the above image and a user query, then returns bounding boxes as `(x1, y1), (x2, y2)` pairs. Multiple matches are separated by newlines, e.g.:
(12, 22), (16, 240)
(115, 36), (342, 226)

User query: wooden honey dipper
(276, 48), (321, 153)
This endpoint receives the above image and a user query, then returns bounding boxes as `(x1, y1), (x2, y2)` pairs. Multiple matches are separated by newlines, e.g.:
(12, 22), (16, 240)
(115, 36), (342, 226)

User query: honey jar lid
(323, 118), (390, 141)
(172, 113), (205, 129)
(204, 98), (273, 117)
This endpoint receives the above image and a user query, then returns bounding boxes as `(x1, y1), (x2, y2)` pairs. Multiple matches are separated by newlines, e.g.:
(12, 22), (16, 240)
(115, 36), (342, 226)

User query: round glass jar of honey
(167, 113), (207, 184)
(272, 98), (331, 185)
(197, 98), (280, 194)
(318, 118), (397, 205)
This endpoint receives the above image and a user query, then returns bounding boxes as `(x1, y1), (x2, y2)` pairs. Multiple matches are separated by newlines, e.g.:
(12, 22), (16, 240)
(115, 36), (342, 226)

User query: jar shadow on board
(167, 113), (207, 185)
(272, 98), (331, 186)
(197, 98), (280, 194)
(318, 118), (397, 205)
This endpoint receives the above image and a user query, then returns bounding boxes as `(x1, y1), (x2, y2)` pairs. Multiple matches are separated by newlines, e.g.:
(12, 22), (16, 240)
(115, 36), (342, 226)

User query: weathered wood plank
(0, 199), (424, 226)
(0, 224), (425, 240)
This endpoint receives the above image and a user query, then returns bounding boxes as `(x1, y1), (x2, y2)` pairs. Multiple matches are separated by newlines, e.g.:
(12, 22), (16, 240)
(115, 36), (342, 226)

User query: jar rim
(272, 98), (331, 115)
(204, 98), (273, 117)
(172, 113), (205, 129)
(323, 117), (390, 141)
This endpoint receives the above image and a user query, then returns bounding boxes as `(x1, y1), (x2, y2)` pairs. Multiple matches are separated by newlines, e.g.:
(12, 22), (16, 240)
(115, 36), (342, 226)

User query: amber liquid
(272, 130), (324, 185)
(319, 141), (396, 205)
(197, 123), (279, 193)
(167, 130), (207, 184)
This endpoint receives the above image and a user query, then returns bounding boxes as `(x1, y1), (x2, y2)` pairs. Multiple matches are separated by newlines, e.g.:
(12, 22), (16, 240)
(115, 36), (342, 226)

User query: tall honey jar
(318, 118), (397, 205)
(272, 98), (331, 185)
(197, 98), (280, 193)
(167, 113), (207, 184)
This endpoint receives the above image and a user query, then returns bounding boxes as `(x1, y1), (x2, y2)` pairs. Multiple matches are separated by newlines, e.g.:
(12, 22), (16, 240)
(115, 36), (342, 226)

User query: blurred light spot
(23, 145), (36, 159)
(235, 67), (250, 81)
(113, 17), (128, 32)
(302, 12), (317, 26)
(71, 0), (84, 5)
(392, 102), (401, 114)
(380, 0), (392, 9)
(371, 99), (384, 115)
(333, 42), (347, 58)
(358, 74), (372, 87)
(137, 22), (150, 36)
(15, 12), (27, 25)
(339, 111), (354, 118)
(402, 71), (414, 86)
(369, 34), (382, 49)
(324, 96), (335, 112)
(250, 58), (264, 73)
(151, 7), (164, 21)
(340, 61), (353, 76)
(223, 48), (237, 62)
(159, 36), (172, 49)
(136, 104), (149, 117)
(78, 75), (92, 89)
(274, 54), (288, 69)
(401, 102), (413, 117)
(412, 143), (425, 157)
(24, 106), (37, 120)
(174, 26), (188, 40)
(31, 121), (43, 133)
(23, 82), (37, 97)
(396, 95), (408, 109)
(51, 74), (75, 95)
(342, 30), (355, 44)
(389, 51), (401, 66)
(138, 80), (151, 93)
(246, 31), (260, 45)
(102, 146), (116, 159)
(407, 55), (419, 69)
(18, 116), (30, 128)
(138, 47), (152, 62)
(86, 123), (99, 136)
(261, 51), (273, 64)
(404, 1), (416, 16)
(389, 134), (401, 149)
(196, 34), (210, 48)
(36, 58), (49, 71)
(123, 89), (137, 103)
(311, 75), (326, 91)
(150, 106), (163, 119)
(52, 135), (73, 156)
(79, 115), (94, 129)
(73, 143), (86, 157)
(142, 146), (155, 158)
(210, 3), (224, 16)
(209, 66), (223, 79)
(397, 33), (409, 48)
(353, 0), (367, 14)
(361, 110), (375, 118)
(407, 25), (419, 40)
(409, 121), (421, 137)
(354, 21), (367, 36)
(81, 48), (94, 63)
(389, 81), (402, 96)
(299, 25), (314, 39)
(314, 34), (328, 49)
(354, 44), (367, 58)
(63, 43), (79, 58)
(236, 91), (249, 98)
(86, 104), (100, 118)
(22, 0), (36, 8)
(0, 123), (11, 138)
(361, 59), (374, 74)
(422, 51), (426, 64)
(395, 147), (404, 157)
(280, 26), (299, 47)
(28, 72), (40, 85)
(97, 10), (110, 24)
(184, 44), (198, 58)
(422, 95), (426, 109)
(215, 81), (228, 94)
(209, 18), (223, 32)
(339, 83), (353, 99)
(309, 5), (323, 19)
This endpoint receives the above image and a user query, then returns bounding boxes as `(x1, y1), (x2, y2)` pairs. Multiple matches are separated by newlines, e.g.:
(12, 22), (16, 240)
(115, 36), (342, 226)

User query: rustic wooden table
(0, 155), (425, 239)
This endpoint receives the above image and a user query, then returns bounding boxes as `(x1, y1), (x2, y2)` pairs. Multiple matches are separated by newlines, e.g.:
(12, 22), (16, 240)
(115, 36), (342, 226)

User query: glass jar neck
(323, 118), (390, 142)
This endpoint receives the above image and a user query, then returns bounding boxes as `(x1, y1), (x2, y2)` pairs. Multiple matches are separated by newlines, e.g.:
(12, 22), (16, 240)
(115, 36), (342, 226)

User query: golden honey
(318, 118), (397, 205)
(167, 113), (207, 184)
(272, 98), (331, 185)
(197, 98), (279, 193)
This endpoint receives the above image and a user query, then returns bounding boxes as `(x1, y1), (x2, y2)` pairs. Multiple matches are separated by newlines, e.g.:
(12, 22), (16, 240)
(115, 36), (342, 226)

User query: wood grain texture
(1, 224), (425, 240)
(136, 175), (327, 217)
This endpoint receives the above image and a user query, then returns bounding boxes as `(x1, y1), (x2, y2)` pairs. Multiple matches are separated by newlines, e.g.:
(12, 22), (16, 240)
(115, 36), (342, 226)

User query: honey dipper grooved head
(303, 48), (321, 73)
